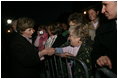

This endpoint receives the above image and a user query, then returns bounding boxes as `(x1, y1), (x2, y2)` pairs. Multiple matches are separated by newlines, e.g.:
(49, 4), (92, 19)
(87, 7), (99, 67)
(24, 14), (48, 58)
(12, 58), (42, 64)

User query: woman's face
(68, 31), (80, 47)
(22, 28), (34, 38)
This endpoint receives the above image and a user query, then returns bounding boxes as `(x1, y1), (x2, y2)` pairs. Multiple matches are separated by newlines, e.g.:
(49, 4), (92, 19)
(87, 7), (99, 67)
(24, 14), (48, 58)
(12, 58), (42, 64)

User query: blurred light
(7, 19), (12, 24)
(7, 29), (11, 33)
(83, 11), (87, 15)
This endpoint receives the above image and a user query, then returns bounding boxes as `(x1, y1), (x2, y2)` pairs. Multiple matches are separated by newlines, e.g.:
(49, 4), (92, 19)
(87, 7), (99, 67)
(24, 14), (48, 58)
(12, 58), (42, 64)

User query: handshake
(38, 48), (74, 59)
(38, 48), (55, 58)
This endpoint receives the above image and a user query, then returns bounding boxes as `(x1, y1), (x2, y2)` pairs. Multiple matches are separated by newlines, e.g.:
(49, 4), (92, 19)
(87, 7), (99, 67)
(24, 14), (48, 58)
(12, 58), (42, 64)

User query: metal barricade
(95, 67), (117, 78)
(40, 55), (89, 78)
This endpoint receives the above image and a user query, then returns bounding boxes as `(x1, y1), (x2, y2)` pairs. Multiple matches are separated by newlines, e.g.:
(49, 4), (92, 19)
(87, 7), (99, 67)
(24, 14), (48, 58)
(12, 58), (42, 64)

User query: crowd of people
(2, 1), (117, 78)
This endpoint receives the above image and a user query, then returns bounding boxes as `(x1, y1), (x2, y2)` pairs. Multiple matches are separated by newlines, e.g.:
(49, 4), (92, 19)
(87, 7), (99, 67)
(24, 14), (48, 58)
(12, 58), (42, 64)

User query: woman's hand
(46, 48), (55, 56)
(58, 52), (74, 57)
(38, 48), (55, 57)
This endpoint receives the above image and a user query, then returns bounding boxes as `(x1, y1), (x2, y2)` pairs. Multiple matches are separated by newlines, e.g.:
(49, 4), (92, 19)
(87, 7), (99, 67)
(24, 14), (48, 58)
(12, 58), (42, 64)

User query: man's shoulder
(96, 19), (116, 34)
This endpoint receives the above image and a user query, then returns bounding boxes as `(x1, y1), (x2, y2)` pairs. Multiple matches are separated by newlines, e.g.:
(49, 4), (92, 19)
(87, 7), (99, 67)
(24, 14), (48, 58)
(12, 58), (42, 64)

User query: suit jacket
(92, 19), (117, 74)
(9, 33), (41, 78)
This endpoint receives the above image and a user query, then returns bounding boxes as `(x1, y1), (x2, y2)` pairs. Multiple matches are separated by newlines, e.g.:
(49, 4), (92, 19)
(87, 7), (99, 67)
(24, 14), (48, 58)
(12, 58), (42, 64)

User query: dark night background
(2, 1), (102, 25)
(1, 1), (102, 77)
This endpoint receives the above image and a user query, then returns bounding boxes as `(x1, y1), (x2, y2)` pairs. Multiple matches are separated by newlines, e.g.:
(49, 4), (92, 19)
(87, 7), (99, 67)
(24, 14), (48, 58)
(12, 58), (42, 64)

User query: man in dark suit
(91, 1), (117, 76)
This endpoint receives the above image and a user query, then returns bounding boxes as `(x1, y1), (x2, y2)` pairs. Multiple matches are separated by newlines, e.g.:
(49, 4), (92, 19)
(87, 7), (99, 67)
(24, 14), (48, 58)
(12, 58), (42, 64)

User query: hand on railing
(96, 56), (112, 69)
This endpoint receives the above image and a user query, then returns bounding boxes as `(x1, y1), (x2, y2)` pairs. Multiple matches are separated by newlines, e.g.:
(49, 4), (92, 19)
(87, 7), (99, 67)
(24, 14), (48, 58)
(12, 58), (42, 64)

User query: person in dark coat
(91, 1), (117, 76)
(53, 24), (94, 77)
(9, 17), (55, 78)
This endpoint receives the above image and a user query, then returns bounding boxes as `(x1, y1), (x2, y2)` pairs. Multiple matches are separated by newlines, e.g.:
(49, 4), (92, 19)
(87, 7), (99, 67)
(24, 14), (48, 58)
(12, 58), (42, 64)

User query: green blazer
(73, 41), (93, 78)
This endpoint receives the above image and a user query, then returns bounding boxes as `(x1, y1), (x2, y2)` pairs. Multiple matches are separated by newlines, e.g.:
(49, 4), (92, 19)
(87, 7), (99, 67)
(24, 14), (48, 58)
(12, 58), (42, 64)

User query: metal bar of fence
(45, 59), (50, 77)
(53, 55), (59, 77)
(67, 57), (89, 78)
(42, 55), (89, 78)
(95, 67), (117, 78)
(49, 56), (55, 77)
(78, 59), (89, 78)
(59, 57), (64, 78)
(65, 58), (73, 78)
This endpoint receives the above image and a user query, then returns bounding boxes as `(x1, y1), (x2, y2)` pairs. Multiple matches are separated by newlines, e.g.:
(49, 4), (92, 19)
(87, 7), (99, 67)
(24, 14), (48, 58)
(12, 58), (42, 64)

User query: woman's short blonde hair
(70, 24), (89, 42)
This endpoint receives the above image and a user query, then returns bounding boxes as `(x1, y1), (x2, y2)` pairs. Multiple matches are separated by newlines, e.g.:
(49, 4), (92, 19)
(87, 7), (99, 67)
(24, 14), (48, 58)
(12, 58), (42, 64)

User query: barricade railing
(40, 55), (89, 78)
(95, 67), (117, 78)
